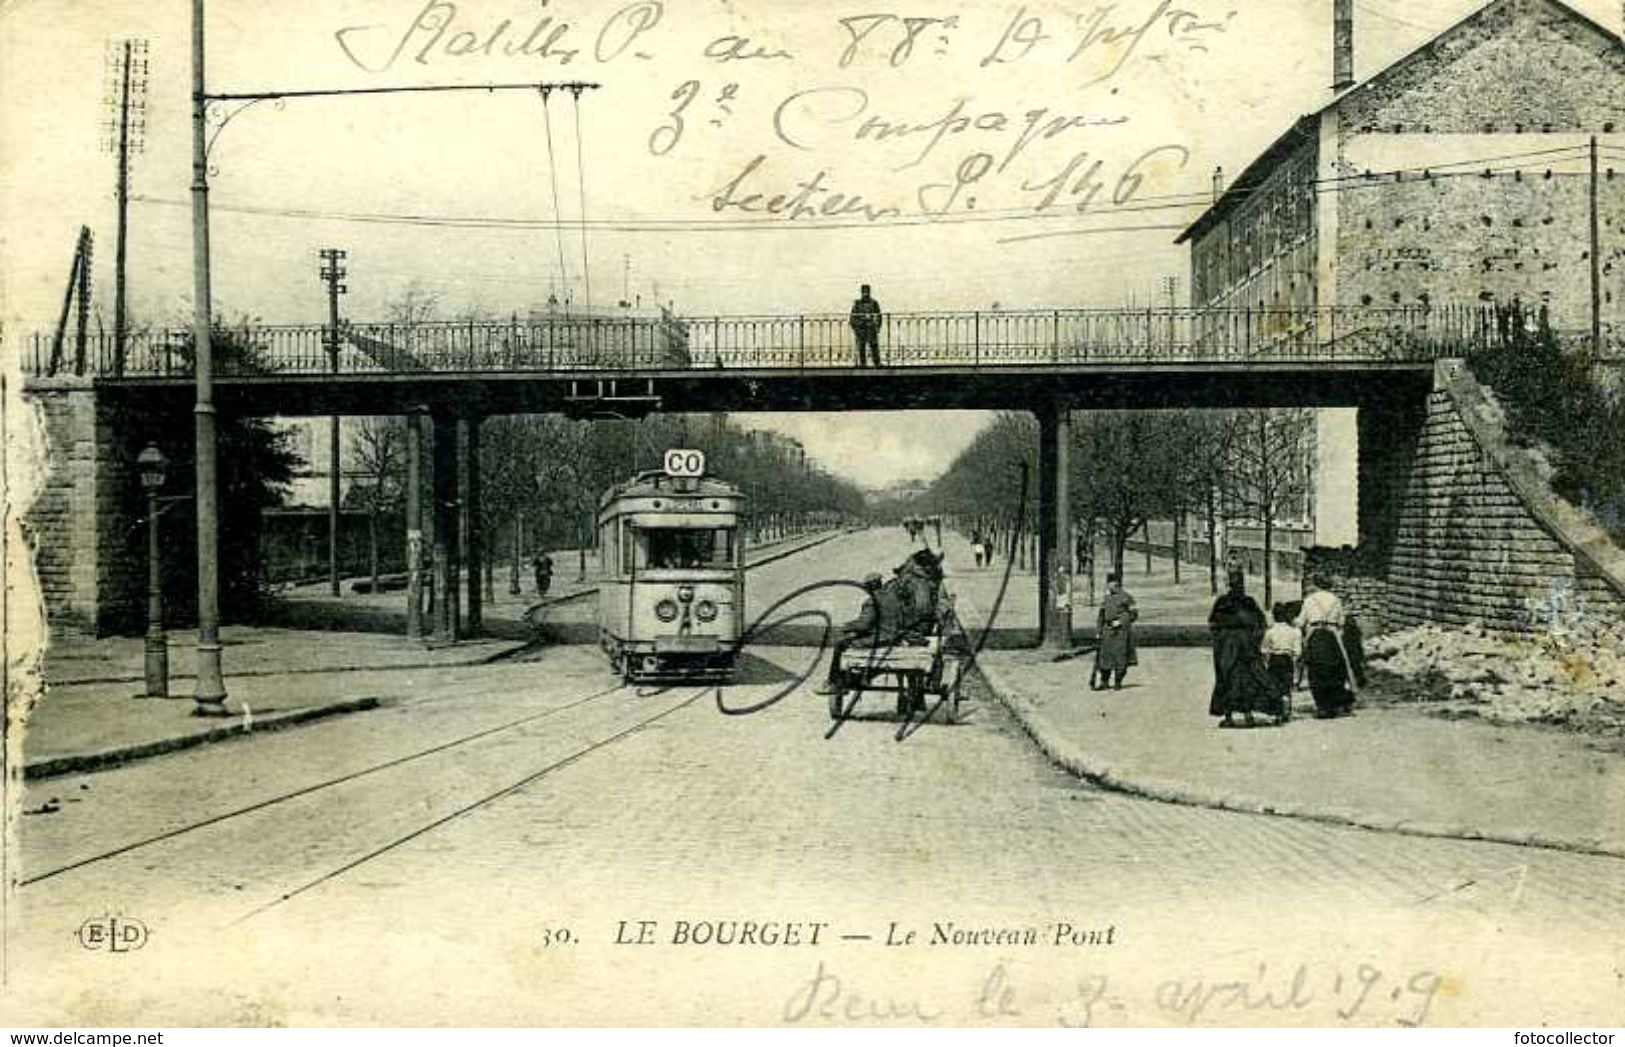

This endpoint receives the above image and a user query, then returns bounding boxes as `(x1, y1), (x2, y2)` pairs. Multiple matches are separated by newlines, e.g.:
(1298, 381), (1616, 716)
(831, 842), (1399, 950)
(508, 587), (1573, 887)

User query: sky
(5, 0), (1620, 488)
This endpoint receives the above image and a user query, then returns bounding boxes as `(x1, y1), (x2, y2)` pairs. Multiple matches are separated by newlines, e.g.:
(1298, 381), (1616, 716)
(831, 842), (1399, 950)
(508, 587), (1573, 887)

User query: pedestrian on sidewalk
(1207, 566), (1278, 727)
(972, 532), (985, 568)
(1092, 573), (1138, 690)
(1295, 576), (1360, 718)
(1261, 603), (1303, 720)
(532, 550), (554, 598)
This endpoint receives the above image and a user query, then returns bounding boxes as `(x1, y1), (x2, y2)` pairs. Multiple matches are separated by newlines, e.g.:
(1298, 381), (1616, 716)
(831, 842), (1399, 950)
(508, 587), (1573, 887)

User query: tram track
(235, 685), (712, 923)
(18, 679), (633, 888)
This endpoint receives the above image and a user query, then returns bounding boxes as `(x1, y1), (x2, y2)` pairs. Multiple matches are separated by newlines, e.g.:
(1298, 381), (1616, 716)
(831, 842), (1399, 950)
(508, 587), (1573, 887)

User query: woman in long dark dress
(1208, 569), (1280, 727)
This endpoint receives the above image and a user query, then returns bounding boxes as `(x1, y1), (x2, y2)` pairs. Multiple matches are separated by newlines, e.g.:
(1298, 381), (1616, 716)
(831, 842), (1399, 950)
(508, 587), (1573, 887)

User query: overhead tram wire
(127, 143), (1603, 237)
(571, 87), (593, 315)
(539, 88), (573, 306)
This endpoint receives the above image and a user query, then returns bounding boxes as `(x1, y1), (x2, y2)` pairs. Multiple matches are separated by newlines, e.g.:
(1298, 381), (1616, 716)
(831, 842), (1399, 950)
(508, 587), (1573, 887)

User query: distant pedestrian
(972, 532), (985, 568)
(532, 550), (554, 598)
(1208, 566), (1278, 727)
(1092, 573), (1138, 690)
(849, 283), (883, 367)
(1261, 603), (1303, 720)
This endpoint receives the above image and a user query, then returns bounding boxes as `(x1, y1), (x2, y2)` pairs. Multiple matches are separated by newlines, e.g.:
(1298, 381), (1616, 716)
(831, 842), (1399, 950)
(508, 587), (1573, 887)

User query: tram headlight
(655, 599), (680, 622)
(695, 600), (718, 622)
(677, 585), (695, 603)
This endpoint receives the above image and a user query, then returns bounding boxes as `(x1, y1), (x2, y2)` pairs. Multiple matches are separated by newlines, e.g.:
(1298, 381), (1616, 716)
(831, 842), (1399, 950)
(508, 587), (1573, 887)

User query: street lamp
(137, 444), (169, 699)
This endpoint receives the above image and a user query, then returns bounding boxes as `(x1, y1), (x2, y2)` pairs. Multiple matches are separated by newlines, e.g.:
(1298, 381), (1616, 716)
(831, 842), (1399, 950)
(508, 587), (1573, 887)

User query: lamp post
(138, 445), (169, 699)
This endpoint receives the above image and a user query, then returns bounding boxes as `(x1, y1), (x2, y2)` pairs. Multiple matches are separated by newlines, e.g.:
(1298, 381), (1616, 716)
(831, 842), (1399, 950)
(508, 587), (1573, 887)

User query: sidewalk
(24, 626), (524, 781)
(973, 647), (1625, 858)
(939, 529), (1297, 639)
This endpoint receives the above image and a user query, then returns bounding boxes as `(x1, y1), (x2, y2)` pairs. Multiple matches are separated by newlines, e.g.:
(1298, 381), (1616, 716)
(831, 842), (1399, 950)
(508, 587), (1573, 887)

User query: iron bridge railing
(24, 305), (1600, 379)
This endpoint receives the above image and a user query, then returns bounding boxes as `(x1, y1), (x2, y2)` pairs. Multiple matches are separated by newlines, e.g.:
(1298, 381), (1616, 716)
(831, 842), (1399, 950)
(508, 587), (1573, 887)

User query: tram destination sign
(664, 449), (706, 478)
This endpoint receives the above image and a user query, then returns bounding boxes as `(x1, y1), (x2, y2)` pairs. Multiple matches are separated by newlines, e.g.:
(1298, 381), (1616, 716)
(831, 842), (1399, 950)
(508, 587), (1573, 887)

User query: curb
(23, 697), (383, 782)
(972, 658), (1625, 861)
(48, 644), (529, 688)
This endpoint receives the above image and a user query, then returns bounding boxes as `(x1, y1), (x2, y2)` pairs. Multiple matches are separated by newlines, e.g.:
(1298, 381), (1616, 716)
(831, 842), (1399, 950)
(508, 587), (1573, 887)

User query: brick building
(1178, 0), (1625, 342)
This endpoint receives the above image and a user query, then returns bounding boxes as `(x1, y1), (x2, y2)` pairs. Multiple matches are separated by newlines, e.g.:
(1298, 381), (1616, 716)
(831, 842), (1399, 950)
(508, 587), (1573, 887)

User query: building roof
(1174, 0), (1622, 246)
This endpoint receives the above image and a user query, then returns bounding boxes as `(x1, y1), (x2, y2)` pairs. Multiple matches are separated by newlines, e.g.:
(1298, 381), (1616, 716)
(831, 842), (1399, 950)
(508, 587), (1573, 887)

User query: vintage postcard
(2, 0), (1624, 1029)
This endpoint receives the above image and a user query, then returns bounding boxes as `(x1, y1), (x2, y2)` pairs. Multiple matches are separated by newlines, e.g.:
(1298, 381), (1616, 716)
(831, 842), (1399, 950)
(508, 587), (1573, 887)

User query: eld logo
(77, 914), (149, 953)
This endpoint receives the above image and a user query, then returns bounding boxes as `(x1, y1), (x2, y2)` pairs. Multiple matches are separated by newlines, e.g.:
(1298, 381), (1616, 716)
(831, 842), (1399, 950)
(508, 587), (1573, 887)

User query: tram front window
(642, 528), (735, 569)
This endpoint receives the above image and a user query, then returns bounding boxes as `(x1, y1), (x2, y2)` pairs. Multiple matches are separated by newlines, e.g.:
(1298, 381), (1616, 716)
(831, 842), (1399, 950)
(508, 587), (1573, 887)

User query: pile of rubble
(1366, 616), (1625, 732)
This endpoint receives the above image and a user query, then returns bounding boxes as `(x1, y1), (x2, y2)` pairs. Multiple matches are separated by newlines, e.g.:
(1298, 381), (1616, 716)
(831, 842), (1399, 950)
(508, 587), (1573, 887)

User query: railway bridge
(22, 303), (1625, 646)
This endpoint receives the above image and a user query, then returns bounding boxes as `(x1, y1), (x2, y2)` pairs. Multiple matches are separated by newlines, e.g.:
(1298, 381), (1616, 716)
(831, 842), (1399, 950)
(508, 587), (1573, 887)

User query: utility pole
(182, 15), (598, 687)
(319, 248), (348, 597)
(190, 0), (228, 717)
(104, 39), (148, 377)
(1591, 135), (1603, 356)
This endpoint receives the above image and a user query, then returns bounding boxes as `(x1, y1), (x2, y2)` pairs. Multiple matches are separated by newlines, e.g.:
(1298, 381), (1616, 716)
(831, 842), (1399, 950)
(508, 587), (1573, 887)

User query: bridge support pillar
(461, 415), (483, 637)
(432, 413), (461, 641)
(405, 411), (425, 641)
(1037, 402), (1073, 650)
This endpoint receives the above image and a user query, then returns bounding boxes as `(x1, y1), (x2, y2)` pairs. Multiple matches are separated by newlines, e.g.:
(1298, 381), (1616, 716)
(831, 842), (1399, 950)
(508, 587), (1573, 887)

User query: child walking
(1261, 603), (1303, 722)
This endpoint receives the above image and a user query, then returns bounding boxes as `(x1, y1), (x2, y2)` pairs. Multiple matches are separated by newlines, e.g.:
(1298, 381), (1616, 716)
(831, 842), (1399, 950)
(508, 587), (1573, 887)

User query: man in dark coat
(532, 551), (553, 597)
(817, 573), (904, 695)
(849, 284), (883, 367)
(1208, 567), (1280, 727)
(1092, 572), (1138, 689)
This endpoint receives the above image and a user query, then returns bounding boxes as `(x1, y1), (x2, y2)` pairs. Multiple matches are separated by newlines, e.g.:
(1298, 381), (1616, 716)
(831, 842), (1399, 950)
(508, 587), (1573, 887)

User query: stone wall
(1302, 547), (1389, 636)
(1329, 0), (1625, 337)
(22, 381), (140, 637)
(1380, 363), (1625, 633)
(1334, 0), (1625, 135)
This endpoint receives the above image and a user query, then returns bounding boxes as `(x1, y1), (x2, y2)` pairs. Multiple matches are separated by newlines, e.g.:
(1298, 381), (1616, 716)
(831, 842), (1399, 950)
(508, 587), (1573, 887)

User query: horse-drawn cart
(827, 600), (968, 724)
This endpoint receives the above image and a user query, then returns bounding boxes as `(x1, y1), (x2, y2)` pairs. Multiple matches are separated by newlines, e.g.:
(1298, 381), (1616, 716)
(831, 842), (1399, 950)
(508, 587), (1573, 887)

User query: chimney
(1212, 166), (1225, 202)
(1333, 0), (1355, 92)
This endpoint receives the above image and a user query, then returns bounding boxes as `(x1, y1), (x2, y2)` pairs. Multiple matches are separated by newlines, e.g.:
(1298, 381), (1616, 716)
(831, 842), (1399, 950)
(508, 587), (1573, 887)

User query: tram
(596, 449), (744, 682)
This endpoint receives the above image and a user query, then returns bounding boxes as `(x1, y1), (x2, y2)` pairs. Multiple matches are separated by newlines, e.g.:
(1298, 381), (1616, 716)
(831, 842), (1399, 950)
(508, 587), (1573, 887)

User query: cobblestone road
(8, 531), (1623, 1027)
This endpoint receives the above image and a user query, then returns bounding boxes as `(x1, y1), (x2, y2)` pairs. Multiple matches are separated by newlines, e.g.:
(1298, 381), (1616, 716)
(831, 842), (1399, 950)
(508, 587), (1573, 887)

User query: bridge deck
(21, 303), (1547, 415)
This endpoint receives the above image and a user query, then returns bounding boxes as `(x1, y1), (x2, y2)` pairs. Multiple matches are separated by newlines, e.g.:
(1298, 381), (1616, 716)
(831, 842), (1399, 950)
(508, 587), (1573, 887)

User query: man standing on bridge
(849, 283), (883, 367)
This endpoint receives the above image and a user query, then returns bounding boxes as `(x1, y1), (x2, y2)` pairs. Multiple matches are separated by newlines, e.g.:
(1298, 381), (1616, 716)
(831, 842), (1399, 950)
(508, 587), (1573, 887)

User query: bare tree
(348, 416), (407, 594)
(1222, 409), (1315, 607)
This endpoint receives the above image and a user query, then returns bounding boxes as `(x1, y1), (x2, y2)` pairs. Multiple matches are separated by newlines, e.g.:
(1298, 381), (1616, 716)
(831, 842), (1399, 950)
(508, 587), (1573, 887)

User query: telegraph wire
(130, 142), (1602, 234)
(126, 144), (1609, 238)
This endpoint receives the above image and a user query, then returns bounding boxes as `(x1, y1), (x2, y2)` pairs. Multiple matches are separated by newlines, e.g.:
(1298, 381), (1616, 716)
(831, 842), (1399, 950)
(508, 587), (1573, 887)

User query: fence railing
(24, 305), (1608, 379)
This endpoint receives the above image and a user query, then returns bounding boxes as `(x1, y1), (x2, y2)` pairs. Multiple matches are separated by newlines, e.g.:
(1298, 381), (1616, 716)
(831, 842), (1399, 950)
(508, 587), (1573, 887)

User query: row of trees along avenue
(347, 411), (867, 597)
(919, 409), (1315, 607)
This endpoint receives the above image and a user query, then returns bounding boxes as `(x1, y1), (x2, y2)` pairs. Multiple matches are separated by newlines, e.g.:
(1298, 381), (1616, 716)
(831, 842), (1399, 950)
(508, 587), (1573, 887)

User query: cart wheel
(906, 676), (926, 717)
